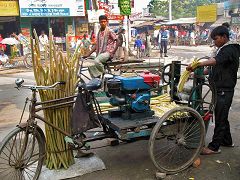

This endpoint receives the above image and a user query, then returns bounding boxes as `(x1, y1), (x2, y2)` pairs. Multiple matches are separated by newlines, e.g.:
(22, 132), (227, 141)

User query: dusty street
(0, 45), (240, 180)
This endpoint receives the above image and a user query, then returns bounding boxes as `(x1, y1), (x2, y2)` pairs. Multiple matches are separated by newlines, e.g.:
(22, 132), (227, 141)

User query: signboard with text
(98, 1), (124, 20)
(0, 1), (19, 16)
(19, 0), (85, 17)
(197, 4), (217, 23)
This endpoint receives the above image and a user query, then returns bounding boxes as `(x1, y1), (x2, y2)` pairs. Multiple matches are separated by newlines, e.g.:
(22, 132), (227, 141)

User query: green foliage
(149, 0), (219, 19)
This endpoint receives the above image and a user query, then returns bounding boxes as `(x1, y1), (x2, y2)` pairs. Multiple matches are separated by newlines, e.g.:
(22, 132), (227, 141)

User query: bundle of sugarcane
(31, 29), (81, 169)
(151, 101), (179, 117)
(178, 58), (200, 92)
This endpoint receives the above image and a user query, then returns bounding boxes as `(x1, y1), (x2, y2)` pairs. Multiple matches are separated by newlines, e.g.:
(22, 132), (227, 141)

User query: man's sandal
(221, 143), (235, 147)
(200, 147), (221, 155)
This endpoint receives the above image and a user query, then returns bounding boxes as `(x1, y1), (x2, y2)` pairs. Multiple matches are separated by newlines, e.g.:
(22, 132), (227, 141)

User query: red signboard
(98, 1), (124, 20)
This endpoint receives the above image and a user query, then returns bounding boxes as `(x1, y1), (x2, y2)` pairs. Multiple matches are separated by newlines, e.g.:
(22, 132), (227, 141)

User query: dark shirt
(211, 44), (240, 91)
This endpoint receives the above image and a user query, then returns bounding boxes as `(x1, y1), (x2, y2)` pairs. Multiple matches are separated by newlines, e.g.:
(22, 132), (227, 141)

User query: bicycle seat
(80, 78), (102, 91)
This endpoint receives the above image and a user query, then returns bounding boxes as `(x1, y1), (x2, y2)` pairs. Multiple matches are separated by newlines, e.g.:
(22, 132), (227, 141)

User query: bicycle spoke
(166, 145), (179, 165)
(1, 168), (14, 179)
(182, 117), (195, 135)
(184, 122), (200, 137)
(154, 143), (176, 160)
(156, 144), (178, 164)
(24, 157), (40, 168)
(25, 166), (37, 174)
(11, 134), (20, 163)
(4, 139), (17, 163)
(184, 127), (201, 140)
(24, 168), (34, 180)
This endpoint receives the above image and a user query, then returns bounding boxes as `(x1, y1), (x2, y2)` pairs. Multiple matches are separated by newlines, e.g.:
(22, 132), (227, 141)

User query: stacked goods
(178, 59), (200, 92)
(150, 94), (179, 117)
(32, 29), (81, 169)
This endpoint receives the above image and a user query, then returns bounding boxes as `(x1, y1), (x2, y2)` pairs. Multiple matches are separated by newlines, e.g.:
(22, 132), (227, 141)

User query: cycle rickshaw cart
(0, 57), (215, 180)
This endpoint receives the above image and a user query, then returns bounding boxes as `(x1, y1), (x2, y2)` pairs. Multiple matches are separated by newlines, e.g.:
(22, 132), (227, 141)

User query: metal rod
(35, 101), (75, 112)
(34, 114), (71, 137)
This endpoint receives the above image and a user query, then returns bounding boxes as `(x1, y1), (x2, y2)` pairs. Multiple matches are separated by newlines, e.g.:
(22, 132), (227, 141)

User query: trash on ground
(215, 160), (223, 164)
(192, 157), (201, 168)
(156, 172), (167, 179)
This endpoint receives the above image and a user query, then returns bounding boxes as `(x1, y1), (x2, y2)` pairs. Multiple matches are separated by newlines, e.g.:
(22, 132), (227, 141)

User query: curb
(0, 68), (32, 75)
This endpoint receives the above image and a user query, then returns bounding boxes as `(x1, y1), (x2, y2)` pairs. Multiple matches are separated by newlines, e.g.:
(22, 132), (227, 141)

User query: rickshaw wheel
(149, 107), (205, 174)
(188, 83), (216, 114)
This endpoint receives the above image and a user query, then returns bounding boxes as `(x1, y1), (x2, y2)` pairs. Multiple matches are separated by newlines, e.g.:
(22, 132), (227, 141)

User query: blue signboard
(19, 0), (85, 17)
(21, 8), (70, 16)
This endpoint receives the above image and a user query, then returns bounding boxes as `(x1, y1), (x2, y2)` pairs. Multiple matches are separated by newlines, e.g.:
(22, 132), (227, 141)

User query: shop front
(0, 0), (20, 55)
(0, 0), (20, 37)
(19, 0), (85, 50)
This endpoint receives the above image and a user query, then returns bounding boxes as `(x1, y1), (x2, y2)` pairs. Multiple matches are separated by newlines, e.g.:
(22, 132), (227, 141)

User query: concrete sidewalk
(0, 66), (31, 75)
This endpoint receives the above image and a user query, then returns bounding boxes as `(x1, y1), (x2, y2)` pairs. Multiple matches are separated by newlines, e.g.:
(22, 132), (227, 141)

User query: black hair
(222, 22), (230, 28)
(210, 26), (229, 40)
(99, 15), (108, 21)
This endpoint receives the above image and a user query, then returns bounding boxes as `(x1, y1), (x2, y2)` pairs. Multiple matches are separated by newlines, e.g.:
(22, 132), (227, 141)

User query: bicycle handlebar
(15, 78), (66, 90)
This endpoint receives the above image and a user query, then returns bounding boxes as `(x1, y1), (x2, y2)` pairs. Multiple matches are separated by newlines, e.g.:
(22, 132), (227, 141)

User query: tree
(149, 0), (218, 19)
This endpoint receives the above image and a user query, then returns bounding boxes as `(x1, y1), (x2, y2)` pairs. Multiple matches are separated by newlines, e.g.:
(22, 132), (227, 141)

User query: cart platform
(102, 114), (160, 131)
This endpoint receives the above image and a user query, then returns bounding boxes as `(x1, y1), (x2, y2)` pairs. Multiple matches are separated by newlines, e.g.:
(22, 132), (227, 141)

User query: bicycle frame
(22, 88), (77, 137)
(19, 83), (114, 147)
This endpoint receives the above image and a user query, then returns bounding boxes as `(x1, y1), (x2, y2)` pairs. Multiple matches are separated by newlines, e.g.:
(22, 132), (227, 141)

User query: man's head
(222, 22), (230, 29)
(161, 26), (166, 31)
(83, 33), (87, 39)
(121, 28), (126, 34)
(210, 26), (229, 47)
(99, 15), (108, 30)
(0, 50), (4, 55)
(41, 30), (45, 35)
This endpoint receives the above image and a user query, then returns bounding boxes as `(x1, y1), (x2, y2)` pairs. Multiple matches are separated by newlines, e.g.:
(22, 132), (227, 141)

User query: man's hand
(82, 54), (90, 59)
(186, 64), (194, 72)
(109, 53), (115, 59)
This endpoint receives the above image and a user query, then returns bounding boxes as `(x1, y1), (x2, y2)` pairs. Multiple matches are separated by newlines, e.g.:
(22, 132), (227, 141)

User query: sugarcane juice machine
(105, 71), (160, 120)
(162, 61), (213, 130)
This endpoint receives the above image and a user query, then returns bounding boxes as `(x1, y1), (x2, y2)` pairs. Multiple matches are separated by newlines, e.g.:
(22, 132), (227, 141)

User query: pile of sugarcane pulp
(31, 29), (81, 169)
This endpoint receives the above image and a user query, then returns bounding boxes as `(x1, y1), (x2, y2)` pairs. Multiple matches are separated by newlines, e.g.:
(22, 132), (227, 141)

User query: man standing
(117, 28), (127, 61)
(83, 15), (119, 78)
(39, 30), (48, 52)
(187, 26), (240, 155)
(80, 34), (91, 56)
(158, 26), (169, 57)
(0, 50), (9, 66)
(145, 31), (151, 57)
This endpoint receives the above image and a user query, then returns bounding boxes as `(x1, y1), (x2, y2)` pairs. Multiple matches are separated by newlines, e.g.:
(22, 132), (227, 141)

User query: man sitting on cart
(83, 15), (120, 78)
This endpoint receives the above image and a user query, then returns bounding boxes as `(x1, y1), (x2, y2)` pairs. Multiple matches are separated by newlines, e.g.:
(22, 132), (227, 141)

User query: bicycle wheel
(23, 53), (33, 69)
(0, 127), (45, 180)
(149, 107), (205, 174)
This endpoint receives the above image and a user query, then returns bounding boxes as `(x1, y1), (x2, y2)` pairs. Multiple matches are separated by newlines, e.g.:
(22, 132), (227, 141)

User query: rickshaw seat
(81, 78), (102, 91)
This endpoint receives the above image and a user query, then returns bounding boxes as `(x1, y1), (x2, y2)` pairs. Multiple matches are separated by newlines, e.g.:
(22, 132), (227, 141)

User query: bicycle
(0, 80), (84, 180)
(0, 60), (206, 179)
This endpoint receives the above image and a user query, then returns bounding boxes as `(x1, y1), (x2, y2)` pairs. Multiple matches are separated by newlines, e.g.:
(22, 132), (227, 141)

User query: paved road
(0, 45), (240, 180)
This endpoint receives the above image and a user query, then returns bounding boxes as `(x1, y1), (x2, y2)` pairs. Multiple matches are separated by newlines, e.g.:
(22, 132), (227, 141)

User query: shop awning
(156, 17), (196, 25)
(132, 21), (155, 28)
(0, 17), (16, 23)
(210, 16), (231, 28)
